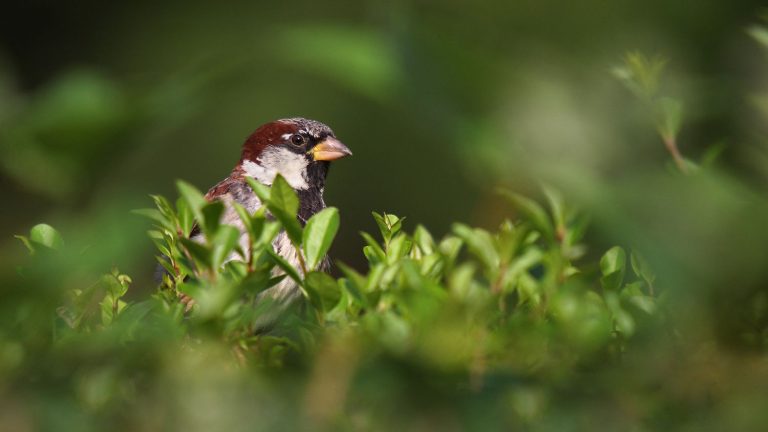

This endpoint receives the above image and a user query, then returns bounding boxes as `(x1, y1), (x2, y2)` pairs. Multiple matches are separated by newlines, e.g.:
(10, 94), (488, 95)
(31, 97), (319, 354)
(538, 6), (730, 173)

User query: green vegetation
(12, 172), (660, 430)
(3, 7), (768, 431)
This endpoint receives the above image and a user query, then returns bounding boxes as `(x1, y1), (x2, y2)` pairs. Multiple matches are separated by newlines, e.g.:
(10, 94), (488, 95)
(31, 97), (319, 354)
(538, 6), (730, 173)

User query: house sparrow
(185, 117), (351, 308)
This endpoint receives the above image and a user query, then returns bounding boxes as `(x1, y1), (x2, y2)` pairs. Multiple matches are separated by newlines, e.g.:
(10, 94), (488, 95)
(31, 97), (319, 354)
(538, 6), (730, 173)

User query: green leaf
(132, 208), (167, 226)
(156, 256), (176, 276)
(305, 271), (342, 311)
(386, 234), (412, 264)
(628, 295), (657, 315)
(15, 235), (34, 254)
(231, 202), (252, 235)
(372, 212), (391, 244)
(413, 225), (435, 255)
(268, 175), (303, 245)
(302, 207), (340, 271)
(244, 176), (271, 202)
(29, 224), (64, 250)
(176, 180), (207, 222)
(179, 238), (212, 269)
(501, 248), (544, 291)
(449, 262), (476, 298)
(496, 220), (526, 264)
(338, 262), (369, 307)
(600, 246), (626, 276)
(372, 212), (404, 245)
(604, 291), (635, 336)
(363, 246), (382, 264)
(200, 201), (225, 236)
(630, 250), (656, 286)
(600, 246), (626, 290)
(542, 185), (565, 231)
(260, 220), (282, 244)
(266, 248), (303, 286)
(151, 194), (177, 223)
(601, 271), (625, 292)
(176, 197), (195, 237)
(748, 24), (768, 48)
(452, 224), (499, 270)
(656, 97), (683, 140)
(360, 232), (386, 262)
(241, 272), (285, 296)
(384, 214), (404, 235)
(499, 190), (554, 240)
(270, 175), (299, 215)
(615, 52), (667, 100)
(211, 225), (240, 268)
(438, 236), (463, 267)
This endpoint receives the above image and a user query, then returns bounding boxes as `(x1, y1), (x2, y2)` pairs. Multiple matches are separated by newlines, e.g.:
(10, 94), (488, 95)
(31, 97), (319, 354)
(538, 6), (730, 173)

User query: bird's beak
(312, 137), (352, 161)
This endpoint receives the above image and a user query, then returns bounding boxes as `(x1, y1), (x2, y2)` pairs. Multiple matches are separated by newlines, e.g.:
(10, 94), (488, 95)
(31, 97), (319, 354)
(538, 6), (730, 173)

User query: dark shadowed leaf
(201, 201), (225, 235)
(305, 271), (342, 311)
(179, 238), (212, 269)
(338, 262), (369, 307)
(630, 250), (656, 286)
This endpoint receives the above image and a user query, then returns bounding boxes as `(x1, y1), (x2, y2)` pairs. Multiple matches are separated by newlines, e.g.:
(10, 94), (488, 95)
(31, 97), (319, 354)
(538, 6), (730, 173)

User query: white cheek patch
(242, 147), (309, 190)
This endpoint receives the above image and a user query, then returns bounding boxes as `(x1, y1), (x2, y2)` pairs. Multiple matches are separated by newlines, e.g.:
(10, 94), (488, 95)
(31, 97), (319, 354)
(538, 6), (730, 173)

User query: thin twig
(294, 244), (308, 274)
(661, 134), (688, 174)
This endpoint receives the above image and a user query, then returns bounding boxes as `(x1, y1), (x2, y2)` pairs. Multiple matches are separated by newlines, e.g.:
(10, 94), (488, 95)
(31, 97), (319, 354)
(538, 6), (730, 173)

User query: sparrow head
(237, 118), (352, 190)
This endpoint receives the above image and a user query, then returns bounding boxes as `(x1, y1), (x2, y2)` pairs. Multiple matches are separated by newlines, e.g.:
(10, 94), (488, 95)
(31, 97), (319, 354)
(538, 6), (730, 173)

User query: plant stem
(294, 244), (308, 275)
(662, 134), (688, 174)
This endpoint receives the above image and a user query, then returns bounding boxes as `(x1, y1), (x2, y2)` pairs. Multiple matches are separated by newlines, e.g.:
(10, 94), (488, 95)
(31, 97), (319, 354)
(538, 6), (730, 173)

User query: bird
(183, 117), (351, 311)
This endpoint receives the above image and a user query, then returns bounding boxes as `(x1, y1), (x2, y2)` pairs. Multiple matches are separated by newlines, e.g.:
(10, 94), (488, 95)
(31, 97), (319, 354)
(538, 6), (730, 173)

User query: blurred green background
(3, 1), (768, 430)
(2, 1), (767, 278)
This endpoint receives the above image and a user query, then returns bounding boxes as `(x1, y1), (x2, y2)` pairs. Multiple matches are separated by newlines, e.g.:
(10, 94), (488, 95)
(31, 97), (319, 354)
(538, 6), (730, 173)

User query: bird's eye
(290, 134), (306, 146)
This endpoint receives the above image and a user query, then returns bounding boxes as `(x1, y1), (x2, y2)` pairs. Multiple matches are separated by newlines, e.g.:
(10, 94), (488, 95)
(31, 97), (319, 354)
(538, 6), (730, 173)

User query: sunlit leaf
(266, 247), (303, 286)
(211, 225), (240, 268)
(176, 180), (207, 223)
(600, 246), (626, 276)
(499, 190), (554, 240)
(414, 225), (435, 255)
(452, 224), (499, 270)
(267, 175), (302, 245)
(176, 197), (195, 237)
(29, 223), (64, 250)
(303, 207), (340, 271)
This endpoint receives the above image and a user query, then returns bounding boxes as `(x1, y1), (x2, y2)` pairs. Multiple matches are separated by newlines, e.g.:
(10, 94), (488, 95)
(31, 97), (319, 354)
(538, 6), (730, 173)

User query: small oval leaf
(302, 207), (340, 271)
(29, 224), (64, 250)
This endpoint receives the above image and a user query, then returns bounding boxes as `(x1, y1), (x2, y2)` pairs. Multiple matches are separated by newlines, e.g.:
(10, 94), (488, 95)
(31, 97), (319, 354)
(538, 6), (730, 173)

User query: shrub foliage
(10, 174), (659, 430)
